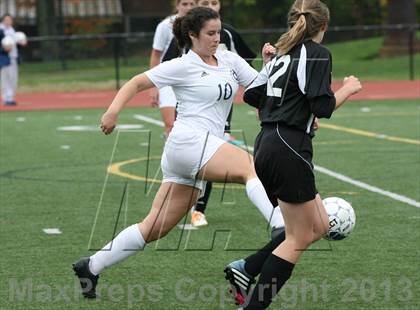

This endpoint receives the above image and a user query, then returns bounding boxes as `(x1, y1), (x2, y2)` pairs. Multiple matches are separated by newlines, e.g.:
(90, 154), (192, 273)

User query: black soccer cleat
(224, 259), (255, 306)
(72, 257), (99, 299)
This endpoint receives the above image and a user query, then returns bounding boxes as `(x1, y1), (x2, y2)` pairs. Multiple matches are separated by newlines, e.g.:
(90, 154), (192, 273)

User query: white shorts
(161, 124), (226, 192)
(159, 86), (177, 108)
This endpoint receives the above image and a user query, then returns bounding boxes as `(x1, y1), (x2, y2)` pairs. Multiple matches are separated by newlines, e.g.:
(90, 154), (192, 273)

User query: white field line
(133, 114), (164, 127)
(134, 114), (420, 208)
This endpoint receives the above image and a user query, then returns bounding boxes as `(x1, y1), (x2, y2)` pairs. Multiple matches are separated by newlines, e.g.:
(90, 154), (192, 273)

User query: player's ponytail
(275, 0), (330, 55)
(173, 16), (187, 48)
(173, 7), (219, 49)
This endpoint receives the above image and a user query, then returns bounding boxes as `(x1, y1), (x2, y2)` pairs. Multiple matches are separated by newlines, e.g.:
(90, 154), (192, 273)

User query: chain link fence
(19, 24), (419, 92)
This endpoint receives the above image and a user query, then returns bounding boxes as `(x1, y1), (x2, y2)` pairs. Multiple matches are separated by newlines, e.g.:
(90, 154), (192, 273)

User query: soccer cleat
(72, 257), (99, 299)
(224, 259), (255, 306)
(191, 210), (208, 227)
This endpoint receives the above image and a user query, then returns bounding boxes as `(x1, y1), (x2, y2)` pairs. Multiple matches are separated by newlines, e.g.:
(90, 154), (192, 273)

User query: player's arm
(333, 76), (362, 110)
(101, 74), (155, 134)
(243, 57), (273, 108)
(149, 49), (162, 68)
(149, 49), (162, 106)
(306, 48), (361, 118)
(149, 20), (168, 106)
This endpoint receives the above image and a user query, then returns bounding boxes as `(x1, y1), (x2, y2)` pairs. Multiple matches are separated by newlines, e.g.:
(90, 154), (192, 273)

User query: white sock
(89, 224), (146, 275)
(245, 178), (285, 229)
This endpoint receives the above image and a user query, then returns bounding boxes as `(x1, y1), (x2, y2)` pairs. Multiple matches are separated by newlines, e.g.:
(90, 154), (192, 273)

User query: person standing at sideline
(149, 0), (195, 136)
(73, 7), (285, 299)
(0, 14), (26, 106)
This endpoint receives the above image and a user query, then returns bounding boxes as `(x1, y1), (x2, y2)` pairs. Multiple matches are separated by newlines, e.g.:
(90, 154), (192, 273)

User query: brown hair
(275, 0), (330, 55)
(173, 7), (219, 49)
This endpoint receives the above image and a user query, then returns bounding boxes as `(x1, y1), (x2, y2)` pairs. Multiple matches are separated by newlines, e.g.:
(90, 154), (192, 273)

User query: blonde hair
(275, 0), (330, 55)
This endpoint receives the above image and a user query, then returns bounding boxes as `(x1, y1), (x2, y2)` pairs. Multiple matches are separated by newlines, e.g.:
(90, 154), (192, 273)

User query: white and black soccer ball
(1, 35), (15, 49)
(323, 197), (356, 241)
(14, 31), (27, 45)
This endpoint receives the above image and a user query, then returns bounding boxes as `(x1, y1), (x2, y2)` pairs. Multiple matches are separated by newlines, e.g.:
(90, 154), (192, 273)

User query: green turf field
(0, 100), (419, 309)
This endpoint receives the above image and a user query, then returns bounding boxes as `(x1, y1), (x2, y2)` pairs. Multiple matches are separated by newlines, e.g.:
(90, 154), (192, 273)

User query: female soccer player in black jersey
(224, 0), (362, 308)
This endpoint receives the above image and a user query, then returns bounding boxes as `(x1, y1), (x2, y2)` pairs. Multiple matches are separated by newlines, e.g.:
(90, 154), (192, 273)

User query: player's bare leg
(139, 182), (200, 242)
(243, 199), (329, 309)
(73, 182), (199, 298)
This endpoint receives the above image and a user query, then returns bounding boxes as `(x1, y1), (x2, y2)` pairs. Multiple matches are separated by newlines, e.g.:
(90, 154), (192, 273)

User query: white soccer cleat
(191, 211), (208, 227)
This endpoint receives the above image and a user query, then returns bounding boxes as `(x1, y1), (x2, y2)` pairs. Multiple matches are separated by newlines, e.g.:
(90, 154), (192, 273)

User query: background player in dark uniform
(191, 0), (258, 227)
(223, 0), (362, 308)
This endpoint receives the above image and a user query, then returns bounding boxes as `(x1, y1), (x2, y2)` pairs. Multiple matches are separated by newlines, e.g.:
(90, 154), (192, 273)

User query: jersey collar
(186, 49), (221, 68)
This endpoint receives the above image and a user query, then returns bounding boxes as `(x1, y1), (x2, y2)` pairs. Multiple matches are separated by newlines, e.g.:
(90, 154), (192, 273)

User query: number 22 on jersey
(267, 55), (291, 98)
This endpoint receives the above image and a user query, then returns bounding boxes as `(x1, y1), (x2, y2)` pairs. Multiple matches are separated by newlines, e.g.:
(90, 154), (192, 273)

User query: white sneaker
(191, 211), (208, 227)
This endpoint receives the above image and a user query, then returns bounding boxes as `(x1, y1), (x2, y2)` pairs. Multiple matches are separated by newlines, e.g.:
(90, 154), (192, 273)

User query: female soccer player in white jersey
(149, 0), (195, 136)
(191, 0), (258, 227)
(72, 7), (285, 299)
(224, 1), (362, 308)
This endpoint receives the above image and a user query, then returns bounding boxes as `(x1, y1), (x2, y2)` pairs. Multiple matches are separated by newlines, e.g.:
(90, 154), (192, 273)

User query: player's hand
(262, 43), (276, 65)
(150, 88), (159, 107)
(313, 117), (320, 131)
(100, 110), (118, 135)
(343, 76), (362, 95)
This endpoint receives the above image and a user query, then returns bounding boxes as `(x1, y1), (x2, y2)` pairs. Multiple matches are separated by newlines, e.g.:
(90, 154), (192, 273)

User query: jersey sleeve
(243, 60), (272, 108)
(145, 58), (186, 89)
(231, 52), (258, 87)
(305, 47), (336, 118)
(305, 47), (334, 99)
(152, 20), (170, 52)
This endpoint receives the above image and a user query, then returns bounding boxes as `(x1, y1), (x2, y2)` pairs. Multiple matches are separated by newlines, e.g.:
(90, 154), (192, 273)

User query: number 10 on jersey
(217, 83), (233, 101)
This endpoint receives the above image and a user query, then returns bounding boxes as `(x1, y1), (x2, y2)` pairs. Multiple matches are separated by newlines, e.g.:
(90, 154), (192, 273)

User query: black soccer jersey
(162, 23), (256, 64)
(244, 39), (336, 133)
(220, 23), (256, 65)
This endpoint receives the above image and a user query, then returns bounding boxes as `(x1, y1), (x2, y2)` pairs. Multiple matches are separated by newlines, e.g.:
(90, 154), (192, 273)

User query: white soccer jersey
(145, 49), (258, 137)
(152, 15), (176, 62)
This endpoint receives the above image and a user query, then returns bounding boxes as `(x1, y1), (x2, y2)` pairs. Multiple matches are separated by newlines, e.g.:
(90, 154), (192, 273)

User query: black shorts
(254, 123), (317, 203)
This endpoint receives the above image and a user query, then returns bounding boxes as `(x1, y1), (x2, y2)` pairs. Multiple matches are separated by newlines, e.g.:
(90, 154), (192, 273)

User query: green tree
(36, 0), (58, 60)
(380, 0), (419, 57)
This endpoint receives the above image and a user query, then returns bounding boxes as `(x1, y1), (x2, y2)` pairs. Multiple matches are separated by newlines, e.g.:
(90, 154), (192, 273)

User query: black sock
(194, 182), (212, 213)
(225, 107), (233, 132)
(245, 254), (294, 309)
(244, 230), (285, 277)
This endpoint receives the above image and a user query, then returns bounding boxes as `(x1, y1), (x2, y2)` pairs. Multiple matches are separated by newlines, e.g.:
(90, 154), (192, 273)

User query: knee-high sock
(195, 181), (212, 213)
(245, 178), (285, 228)
(245, 254), (295, 309)
(89, 224), (146, 275)
(244, 229), (286, 277)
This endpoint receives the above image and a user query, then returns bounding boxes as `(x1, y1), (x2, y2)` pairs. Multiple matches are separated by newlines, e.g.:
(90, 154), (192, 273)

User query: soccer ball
(1, 36), (15, 49)
(14, 32), (27, 45)
(323, 197), (356, 241)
